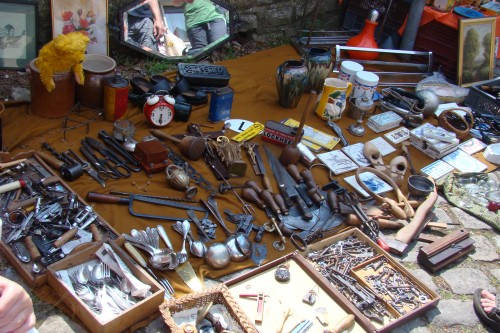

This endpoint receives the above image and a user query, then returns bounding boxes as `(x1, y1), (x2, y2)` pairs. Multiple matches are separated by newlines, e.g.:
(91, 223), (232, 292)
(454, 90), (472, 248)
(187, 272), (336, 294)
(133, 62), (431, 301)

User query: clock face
(149, 105), (174, 127)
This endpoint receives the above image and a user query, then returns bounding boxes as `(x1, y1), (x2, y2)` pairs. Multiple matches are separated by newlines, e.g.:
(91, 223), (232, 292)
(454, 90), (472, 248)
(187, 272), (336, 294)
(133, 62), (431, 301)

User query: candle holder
(347, 95), (374, 137)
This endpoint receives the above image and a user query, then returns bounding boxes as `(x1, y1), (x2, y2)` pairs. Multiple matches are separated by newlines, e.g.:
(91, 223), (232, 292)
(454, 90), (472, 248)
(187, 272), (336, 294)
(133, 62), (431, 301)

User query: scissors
(64, 149), (106, 188)
(80, 139), (119, 179)
(82, 137), (131, 178)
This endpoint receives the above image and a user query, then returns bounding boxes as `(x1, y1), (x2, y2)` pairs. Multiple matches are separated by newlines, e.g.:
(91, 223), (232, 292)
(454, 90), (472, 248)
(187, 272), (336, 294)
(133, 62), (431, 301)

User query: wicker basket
(437, 108), (474, 141)
(160, 284), (258, 333)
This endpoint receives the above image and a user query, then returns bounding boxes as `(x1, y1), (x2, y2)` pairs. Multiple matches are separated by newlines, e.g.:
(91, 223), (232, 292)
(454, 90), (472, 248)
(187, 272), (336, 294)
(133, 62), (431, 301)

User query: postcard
(458, 138), (487, 155)
(317, 150), (358, 175)
(368, 137), (396, 156)
(421, 160), (455, 180)
(442, 149), (488, 173)
(341, 143), (371, 167)
(344, 172), (392, 198)
(384, 127), (410, 144)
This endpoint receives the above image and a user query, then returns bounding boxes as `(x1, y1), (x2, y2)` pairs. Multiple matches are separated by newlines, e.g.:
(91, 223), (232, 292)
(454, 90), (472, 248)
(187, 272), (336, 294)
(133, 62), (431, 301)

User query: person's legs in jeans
(128, 17), (158, 51)
(207, 18), (227, 44)
(187, 24), (209, 51)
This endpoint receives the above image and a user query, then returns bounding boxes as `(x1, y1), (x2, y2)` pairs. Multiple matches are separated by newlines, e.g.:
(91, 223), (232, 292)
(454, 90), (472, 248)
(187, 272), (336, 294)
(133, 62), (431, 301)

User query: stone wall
(36, 0), (342, 49)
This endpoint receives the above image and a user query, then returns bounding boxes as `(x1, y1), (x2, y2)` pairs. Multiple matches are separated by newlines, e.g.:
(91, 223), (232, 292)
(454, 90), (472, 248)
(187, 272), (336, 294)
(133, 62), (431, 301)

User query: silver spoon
(177, 220), (190, 264)
(172, 222), (207, 258)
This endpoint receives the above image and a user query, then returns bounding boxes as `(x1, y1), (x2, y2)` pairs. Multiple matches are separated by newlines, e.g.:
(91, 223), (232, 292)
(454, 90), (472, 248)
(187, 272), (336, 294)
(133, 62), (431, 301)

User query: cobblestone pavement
(1, 191), (499, 333)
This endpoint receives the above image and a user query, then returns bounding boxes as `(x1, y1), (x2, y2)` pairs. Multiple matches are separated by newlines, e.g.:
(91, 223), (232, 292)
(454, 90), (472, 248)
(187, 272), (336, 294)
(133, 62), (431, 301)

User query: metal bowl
(408, 175), (435, 197)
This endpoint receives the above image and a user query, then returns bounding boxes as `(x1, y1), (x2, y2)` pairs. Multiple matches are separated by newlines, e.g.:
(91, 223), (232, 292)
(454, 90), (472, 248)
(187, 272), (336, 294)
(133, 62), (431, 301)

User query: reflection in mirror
(119, 0), (235, 61)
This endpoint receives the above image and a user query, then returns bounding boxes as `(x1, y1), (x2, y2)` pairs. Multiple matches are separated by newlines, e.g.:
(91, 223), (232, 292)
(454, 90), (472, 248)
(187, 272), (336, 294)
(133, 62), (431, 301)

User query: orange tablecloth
(1, 44), (496, 329)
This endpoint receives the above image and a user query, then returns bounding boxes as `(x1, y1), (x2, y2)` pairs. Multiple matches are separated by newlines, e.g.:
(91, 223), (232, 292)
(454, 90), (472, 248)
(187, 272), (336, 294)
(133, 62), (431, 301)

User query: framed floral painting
(51, 0), (108, 55)
(0, 0), (37, 69)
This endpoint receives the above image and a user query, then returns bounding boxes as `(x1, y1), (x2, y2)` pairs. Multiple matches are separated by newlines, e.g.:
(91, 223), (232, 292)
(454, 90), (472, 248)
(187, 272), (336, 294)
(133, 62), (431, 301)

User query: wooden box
(226, 228), (439, 333)
(47, 241), (164, 333)
(160, 284), (258, 333)
(225, 253), (368, 333)
(0, 156), (120, 287)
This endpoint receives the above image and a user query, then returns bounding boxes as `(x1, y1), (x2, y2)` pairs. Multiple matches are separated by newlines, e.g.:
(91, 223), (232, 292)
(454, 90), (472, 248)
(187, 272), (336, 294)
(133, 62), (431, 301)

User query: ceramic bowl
(408, 175), (435, 197)
(483, 143), (500, 165)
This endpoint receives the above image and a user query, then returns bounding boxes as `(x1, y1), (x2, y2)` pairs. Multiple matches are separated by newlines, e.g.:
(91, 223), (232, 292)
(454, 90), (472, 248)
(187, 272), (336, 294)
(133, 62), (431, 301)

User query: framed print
(51, 0), (108, 55)
(458, 17), (496, 87)
(0, 0), (37, 69)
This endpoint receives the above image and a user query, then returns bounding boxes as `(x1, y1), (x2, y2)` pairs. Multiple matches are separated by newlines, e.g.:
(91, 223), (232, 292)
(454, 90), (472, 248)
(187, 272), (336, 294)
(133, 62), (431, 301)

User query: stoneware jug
(315, 78), (353, 121)
(276, 59), (308, 109)
(304, 47), (333, 93)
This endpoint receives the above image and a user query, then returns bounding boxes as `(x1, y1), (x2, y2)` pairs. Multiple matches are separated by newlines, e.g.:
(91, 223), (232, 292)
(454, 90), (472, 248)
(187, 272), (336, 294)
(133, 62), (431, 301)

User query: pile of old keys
(306, 236), (390, 324)
(0, 158), (113, 273)
(362, 257), (430, 316)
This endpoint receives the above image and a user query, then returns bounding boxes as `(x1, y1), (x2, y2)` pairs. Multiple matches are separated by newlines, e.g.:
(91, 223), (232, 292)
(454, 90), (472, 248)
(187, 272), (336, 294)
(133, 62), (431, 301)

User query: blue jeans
(187, 18), (226, 51)
(128, 16), (158, 51)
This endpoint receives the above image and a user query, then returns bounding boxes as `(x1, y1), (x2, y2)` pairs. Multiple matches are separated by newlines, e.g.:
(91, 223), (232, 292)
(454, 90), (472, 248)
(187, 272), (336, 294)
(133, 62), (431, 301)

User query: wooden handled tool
(53, 228), (78, 248)
(325, 314), (355, 333)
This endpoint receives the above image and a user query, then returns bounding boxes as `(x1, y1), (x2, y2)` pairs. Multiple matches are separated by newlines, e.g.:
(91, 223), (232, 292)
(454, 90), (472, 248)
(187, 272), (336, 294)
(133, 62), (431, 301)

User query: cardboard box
(160, 284), (258, 333)
(0, 156), (120, 287)
(47, 241), (164, 333)
(226, 228), (439, 333)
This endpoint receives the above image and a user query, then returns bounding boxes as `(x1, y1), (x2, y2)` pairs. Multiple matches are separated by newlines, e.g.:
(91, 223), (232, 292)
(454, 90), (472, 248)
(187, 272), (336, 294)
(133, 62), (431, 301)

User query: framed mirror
(118, 0), (236, 61)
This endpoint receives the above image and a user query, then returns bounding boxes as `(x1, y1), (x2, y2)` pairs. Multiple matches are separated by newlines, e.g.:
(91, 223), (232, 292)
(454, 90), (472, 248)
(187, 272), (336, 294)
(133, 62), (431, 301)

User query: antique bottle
(346, 9), (379, 60)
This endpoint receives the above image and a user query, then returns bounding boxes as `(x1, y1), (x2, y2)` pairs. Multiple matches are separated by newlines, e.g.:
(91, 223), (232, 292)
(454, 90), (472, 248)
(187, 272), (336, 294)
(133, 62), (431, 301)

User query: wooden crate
(0, 155), (120, 287)
(226, 228), (439, 333)
(47, 241), (164, 333)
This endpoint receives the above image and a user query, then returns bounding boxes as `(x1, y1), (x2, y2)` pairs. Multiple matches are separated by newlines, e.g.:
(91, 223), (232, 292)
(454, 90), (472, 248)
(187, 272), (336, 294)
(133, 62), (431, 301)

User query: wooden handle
(0, 158), (27, 170)
(326, 191), (339, 213)
(7, 196), (38, 212)
(246, 180), (262, 193)
(53, 228), (78, 248)
(86, 192), (130, 204)
(347, 214), (404, 229)
(273, 193), (288, 215)
(261, 174), (273, 193)
(124, 242), (148, 268)
(292, 91), (317, 147)
(36, 152), (64, 170)
(286, 164), (303, 182)
(396, 180), (438, 245)
(39, 176), (60, 186)
(241, 187), (265, 209)
(327, 314), (355, 333)
(25, 236), (41, 261)
(275, 307), (291, 333)
(150, 129), (182, 143)
(90, 224), (102, 242)
(259, 189), (281, 215)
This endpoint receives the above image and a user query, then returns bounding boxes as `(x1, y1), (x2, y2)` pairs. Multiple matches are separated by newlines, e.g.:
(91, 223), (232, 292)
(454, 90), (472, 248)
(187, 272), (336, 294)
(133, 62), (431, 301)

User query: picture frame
(458, 17), (496, 87)
(51, 0), (108, 55)
(0, 0), (37, 69)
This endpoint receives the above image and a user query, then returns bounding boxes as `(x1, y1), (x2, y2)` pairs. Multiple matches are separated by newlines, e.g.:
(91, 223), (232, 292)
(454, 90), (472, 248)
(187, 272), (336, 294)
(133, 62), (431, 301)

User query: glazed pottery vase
(304, 47), (333, 93)
(276, 59), (308, 108)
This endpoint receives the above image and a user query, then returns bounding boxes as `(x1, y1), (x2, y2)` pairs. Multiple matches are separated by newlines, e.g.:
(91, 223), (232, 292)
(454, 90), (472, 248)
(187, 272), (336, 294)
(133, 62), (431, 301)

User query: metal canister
(103, 74), (129, 122)
(208, 86), (234, 122)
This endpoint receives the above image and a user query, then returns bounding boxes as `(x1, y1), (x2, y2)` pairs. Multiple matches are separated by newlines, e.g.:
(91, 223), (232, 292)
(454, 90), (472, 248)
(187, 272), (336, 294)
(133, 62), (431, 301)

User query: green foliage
(482, 32), (492, 57)
(463, 28), (480, 70)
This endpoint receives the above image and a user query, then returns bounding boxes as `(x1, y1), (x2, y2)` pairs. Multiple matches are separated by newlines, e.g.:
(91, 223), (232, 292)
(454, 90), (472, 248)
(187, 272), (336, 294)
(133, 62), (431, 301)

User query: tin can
(103, 74), (129, 122)
(208, 86), (233, 123)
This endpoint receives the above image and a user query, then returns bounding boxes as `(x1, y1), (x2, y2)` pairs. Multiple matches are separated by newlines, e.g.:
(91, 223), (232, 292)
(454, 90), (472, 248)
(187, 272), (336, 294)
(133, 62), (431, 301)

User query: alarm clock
(143, 94), (176, 127)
